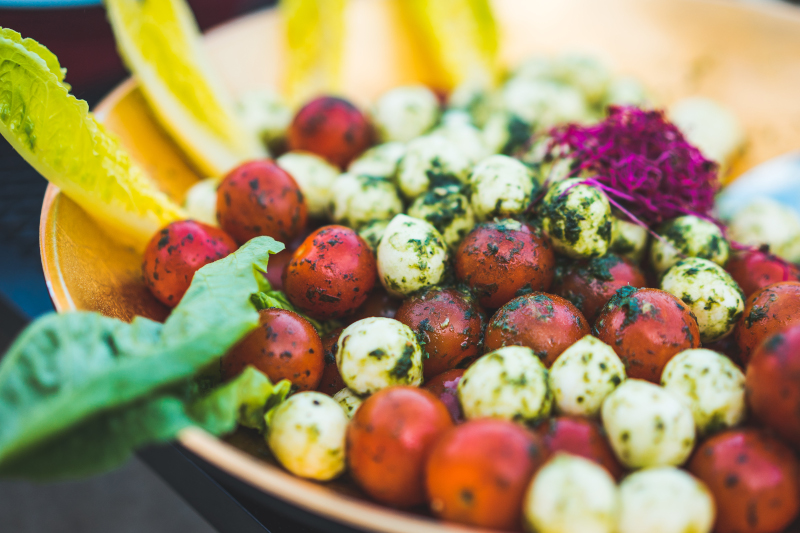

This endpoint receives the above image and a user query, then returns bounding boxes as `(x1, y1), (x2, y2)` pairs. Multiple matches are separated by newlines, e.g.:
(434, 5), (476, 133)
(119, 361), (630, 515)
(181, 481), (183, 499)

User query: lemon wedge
(105, 0), (265, 177)
(0, 28), (185, 251)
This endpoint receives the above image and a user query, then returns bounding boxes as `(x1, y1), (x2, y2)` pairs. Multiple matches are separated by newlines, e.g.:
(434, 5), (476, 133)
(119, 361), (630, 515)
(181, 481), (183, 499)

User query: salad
(2, 1), (800, 533)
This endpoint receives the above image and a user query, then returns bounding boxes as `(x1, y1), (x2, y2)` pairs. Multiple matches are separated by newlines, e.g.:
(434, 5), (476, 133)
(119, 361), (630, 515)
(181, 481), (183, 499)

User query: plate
(39, 0), (800, 531)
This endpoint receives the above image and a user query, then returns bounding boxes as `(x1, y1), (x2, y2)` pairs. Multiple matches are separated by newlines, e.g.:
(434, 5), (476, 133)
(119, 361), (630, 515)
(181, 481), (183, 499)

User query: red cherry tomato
(454, 220), (556, 309)
(688, 429), (800, 533)
(217, 159), (308, 245)
(534, 416), (624, 480)
(726, 248), (800, 298)
(142, 220), (237, 307)
(484, 293), (590, 367)
(593, 287), (700, 382)
(395, 288), (485, 379)
(316, 327), (346, 396)
(552, 253), (647, 324)
(734, 282), (800, 366)
(283, 226), (377, 320)
(422, 369), (465, 423)
(347, 387), (453, 507)
(221, 308), (323, 391)
(425, 418), (548, 531)
(287, 96), (373, 169)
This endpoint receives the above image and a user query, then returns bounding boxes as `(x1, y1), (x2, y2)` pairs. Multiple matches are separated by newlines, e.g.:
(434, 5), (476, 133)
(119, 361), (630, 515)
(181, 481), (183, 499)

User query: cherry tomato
(349, 287), (403, 322)
(217, 159), (307, 245)
(534, 416), (624, 480)
(746, 325), (800, 449)
(425, 418), (547, 531)
(283, 226), (377, 320)
(552, 253), (647, 324)
(422, 369), (465, 423)
(395, 288), (485, 379)
(142, 220), (237, 308)
(221, 308), (323, 391)
(593, 287), (700, 382)
(347, 386), (452, 507)
(688, 428), (800, 533)
(484, 293), (590, 367)
(454, 220), (556, 309)
(726, 248), (800, 298)
(287, 96), (373, 169)
(734, 282), (800, 366)
(316, 327), (346, 396)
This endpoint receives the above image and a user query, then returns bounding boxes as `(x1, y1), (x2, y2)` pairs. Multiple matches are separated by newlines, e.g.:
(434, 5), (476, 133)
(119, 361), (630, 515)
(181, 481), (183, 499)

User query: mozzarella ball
(336, 317), (423, 395)
(524, 454), (619, 533)
(618, 467), (715, 533)
(236, 88), (292, 150)
(669, 97), (745, 174)
(432, 114), (490, 164)
(552, 54), (612, 105)
(276, 151), (339, 218)
(329, 173), (403, 229)
(650, 215), (730, 274)
(661, 257), (744, 343)
(661, 348), (745, 435)
(266, 392), (348, 480)
(347, 142), (406, 181)
(501, 77), (590, 130)
(447, 81), (493, 126)
(549, 335), (626, 417)
(481, 110), (531, 155)
(727, 198), (800, 262)
(358, 219), (389, 252)
(396, 134), (471, 199)
(601, 379), (695, 469)
(377, 214), (448, 296)
(371, 85), (440, 143)
(611, 218), (649, 262)
(604, 76), (649, 107)
(183, 177), (219, 226)
(469, 155), (537, 221)
(407, 188), (475, 249)
(458, 346), (552, 425)
(333, 387), (363, 418)
(512, 55), (556, 82)
(541, 178), (613, 258)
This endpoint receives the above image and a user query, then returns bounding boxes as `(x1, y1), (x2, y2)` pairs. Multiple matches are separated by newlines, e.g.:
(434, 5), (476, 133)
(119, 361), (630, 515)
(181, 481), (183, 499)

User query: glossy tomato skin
(422, 369), (465, 423)
(316, 327), (346, 396)
(221, 308), (324, 391)
(535, 416), (624, 480)
(217, 159), (308, 244)
(283, 226), (377, 320)
(688, 429), (800, 533)
(454, 220), (556, 309)
(287, 96), (373, 169)
(726, 249), (800, 298)
(552, 253), (647, 324)
(746, 325), (800, 449)
(425, 418), (548, 531)
(142, 220), (237, 308)
(484, 293), (590, 367)
(348, 287), (403, 323)
(347, 386), (453, 507)
(593, 287), (700, 382)
(734, 282), (800, 366)
(395, 288), (485, 379)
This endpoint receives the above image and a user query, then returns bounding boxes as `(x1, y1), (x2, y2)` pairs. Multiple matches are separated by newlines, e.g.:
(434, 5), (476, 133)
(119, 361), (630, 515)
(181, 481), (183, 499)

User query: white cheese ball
(407, 188), (475, 249)
(512, 55), (556, 82)
(601, 379), (695, 469)
(728, 198), (800, 262)
(447, 82), (493, 126)
(458, 346), (552, 425)
(661, 257), (745, 343)
(376, 214), (448, 296)
(236, 88), (292, 150)
(541, 178), (613, 258)
(276, 151), (339, 218)
(552, 54), (612, 105)
(184, 177), (219, 226)
(604, 76), (649, 107)
(266, 392), (348, 481)
(481, 110), (531, 155)
(432, 114), (490, 164)
(336, 317), (423, 395)
(347, 142), (406, 181)
(371, 85), (440, 143)
(502, 77), (590, 130)
(469, 155), (537, 221)
(549, 335), (626, 417)
(358, 219), (389, 252)
(329, 173), (403, 229)
(524, 454), (619, 533)
(396, 134), (471, 199)
(333, 387), (363, 419)
(661, 348), (746, 435)
(618, 467), (715, 533)
(650, 215), (730, 275)
(611, 218), (649, 262)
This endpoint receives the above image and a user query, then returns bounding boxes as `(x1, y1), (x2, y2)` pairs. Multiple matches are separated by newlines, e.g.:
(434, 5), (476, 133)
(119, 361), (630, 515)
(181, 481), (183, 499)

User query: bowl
(39, 0), (800, 531)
